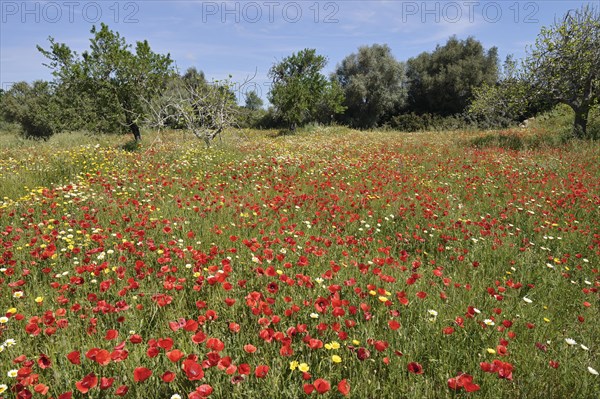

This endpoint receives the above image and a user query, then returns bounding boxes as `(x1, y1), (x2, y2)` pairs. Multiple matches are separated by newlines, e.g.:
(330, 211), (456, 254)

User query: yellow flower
(289, 361), (299, 371)
(35, 296), (44, 304)
(487, 348), (496, 354)
(352, 339), (360, 346)
(298, 363), (310, 373)
(378, 296), (389, 303)
(331, 355), (342, 363)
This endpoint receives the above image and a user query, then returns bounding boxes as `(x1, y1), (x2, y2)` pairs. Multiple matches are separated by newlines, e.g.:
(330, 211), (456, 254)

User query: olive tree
(525, 5), (600, 138)
(268, 49), (345, 131)
(37, 23), (174, 140)
(333, 44), (406, 128)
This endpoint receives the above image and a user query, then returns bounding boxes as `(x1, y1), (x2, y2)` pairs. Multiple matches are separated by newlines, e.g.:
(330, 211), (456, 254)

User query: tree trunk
(130, 122), (141, 141)
(124, 111), (141, 141)
(572, 106), (589, 139)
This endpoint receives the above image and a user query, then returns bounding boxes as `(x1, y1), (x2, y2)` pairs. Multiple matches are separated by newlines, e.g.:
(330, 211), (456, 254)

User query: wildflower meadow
(0, 128), (598, 398)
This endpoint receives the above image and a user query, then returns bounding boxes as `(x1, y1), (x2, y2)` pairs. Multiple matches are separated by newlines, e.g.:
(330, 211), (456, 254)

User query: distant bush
(529, 103), (600, 139)
(390, 112), (476, 132)
(1, 81), (59, 139)
(468, 129), (569, 150)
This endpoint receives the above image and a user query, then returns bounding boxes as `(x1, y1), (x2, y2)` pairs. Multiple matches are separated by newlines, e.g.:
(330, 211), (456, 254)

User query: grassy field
(0, 127), (598, 398)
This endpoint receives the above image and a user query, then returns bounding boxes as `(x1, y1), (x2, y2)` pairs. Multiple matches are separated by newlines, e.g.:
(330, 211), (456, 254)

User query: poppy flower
(314, 378), (331, 394)
(167, 349), (185, 362)
(255, 365), (269, 378)
(337, 379), (350, 396)
(407, 362), (424, 374)
(182, 359), (204, 381)
(195, 384), (213, 397)
(162, 371), (176, 382)
(133, 367), (152, 383)
(75, 372), (98, 394)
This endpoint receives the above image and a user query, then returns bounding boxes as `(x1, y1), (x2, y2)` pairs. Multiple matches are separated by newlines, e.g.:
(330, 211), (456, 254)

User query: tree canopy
(37, 23), (175, 140)
(268, 48), (345, 131)
(333, 44), (406, 128)
(525, 5), (600, 138)
(407, 36), (499, 116)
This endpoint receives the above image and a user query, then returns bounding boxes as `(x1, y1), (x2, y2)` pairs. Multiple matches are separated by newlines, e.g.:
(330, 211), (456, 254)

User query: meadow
(0, 127), (598, 398)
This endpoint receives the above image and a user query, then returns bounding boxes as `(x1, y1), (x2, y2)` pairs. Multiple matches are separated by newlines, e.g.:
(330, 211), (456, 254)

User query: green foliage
(390, 112), (474, 132)
(525, 5), (600, 138)
(407, 36), (499, 115)
(468, 56), (555, 128)
(244, 90), (264, 111)
(0, 81), (60, 139)
(37, 23), (175, 139)
(268, 49), (345, 131)
(530, 103), (600, 139)
(333, 44), (406, 128)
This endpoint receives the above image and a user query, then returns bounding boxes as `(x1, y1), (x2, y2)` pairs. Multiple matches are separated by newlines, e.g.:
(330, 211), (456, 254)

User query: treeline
(1, 5), (598, 143)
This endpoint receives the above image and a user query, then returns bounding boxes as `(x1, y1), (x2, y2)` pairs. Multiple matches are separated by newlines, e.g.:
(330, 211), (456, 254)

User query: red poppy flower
(237, 363), (251, 375)
(75, 372), (98, 393)
(243, 344), (257, 353)
(356, 347), (370, 360)
(115, 385), (129, 396)
(100, 377), (114, 390)
(37, 353), (51, 369)
(337, 379), (350, 396)
(162, 371), (176, 382)
(104, 329), (118, 340)
(182, 359), (204, 381)
(133, 367), (152, 383)
(167, 349), (184, 362)
(195, 384), (213, 397)
(388, 320), (401, 330)
(407, 362), (424, 374)
(314, 378), (331, 394)
(255, 365), (269, 378)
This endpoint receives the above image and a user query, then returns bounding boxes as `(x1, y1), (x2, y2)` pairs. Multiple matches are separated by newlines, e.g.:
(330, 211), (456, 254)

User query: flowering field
(0, 128), (598, 398)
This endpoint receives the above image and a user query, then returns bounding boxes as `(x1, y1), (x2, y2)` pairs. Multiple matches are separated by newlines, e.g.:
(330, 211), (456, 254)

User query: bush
(390, 112), (476, 132)
(1, 81), (59, 139)
(529, 103), (600, 139)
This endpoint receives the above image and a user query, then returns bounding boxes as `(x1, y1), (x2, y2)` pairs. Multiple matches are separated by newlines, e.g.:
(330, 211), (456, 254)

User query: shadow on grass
(121, 139), (142, 152)
(266, 129), (296, 138)
(467, 130), (570, 151)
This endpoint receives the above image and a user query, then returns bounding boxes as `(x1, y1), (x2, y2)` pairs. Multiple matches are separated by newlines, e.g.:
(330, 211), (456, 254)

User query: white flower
(4, 339), (16, 347)
(171, 395), (182, 399)
(565, 338), (577, 346)
(427, 309), (438, 317)
(483, 319), (495, 326)
(13, 291), (23, 298)
(7, 369), (18, 378)
(581, 344), (589, 351)
(0, 384), (7, 394)
(0, 316), (8, 323)
(588, 367), (599, 376)
(523, 297), (533, 303)
(309, 313), (319, 319)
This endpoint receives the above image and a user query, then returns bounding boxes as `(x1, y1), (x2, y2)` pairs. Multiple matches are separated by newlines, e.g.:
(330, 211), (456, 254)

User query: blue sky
(1, 0), (596, 103)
